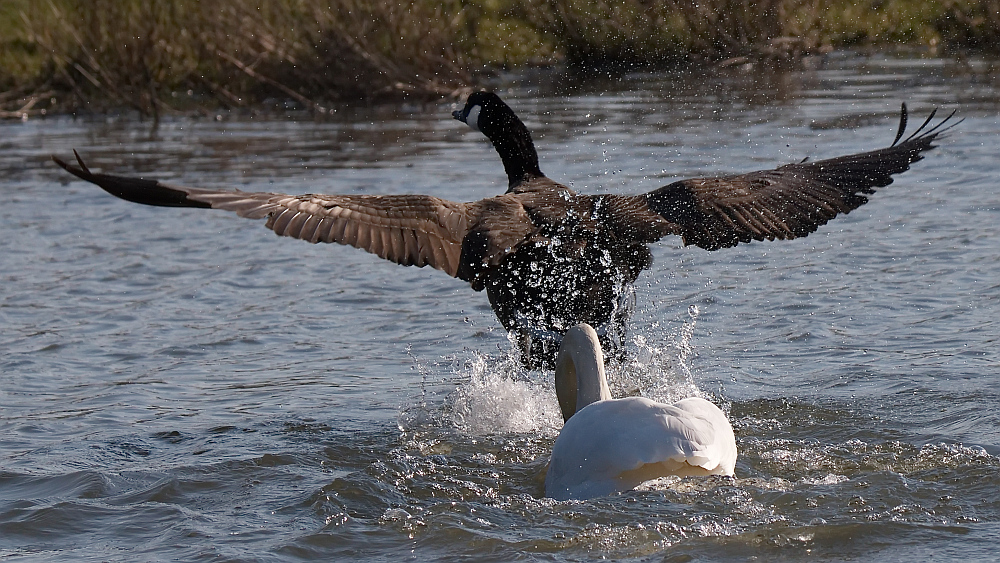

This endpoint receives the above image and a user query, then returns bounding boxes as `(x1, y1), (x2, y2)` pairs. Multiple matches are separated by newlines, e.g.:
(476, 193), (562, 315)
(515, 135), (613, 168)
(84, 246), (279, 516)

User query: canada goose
(53, 93), (955, 367)
(544, 323), (736, 501)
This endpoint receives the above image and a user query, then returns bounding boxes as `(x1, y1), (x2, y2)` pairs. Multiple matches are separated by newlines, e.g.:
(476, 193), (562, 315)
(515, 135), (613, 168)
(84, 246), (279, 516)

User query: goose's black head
(454, 92), (544, 191)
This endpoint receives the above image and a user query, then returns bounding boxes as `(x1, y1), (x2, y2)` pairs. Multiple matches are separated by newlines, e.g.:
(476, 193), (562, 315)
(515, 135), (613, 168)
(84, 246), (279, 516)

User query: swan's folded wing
(602, 398), (734, 480)
(655, 397), (737, 475)
(53, 153), (474, 277)
(545, 397), (736, 500)
(626, 106), (957, 251)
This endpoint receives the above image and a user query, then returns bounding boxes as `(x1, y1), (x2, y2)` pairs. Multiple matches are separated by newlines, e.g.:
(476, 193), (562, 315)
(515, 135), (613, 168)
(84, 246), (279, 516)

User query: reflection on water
(3, 52), (1000, 561)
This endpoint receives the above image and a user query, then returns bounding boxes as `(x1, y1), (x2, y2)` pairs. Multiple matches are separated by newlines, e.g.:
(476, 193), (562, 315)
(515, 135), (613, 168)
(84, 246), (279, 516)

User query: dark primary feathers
(640, 105), (956, 251)
(53, 95), (955, 367)
(55, 150), (475, 277)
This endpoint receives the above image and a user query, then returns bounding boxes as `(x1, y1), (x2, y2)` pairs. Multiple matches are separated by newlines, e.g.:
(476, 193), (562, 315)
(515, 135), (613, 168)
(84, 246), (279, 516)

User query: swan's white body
(544, 324), (736, 501)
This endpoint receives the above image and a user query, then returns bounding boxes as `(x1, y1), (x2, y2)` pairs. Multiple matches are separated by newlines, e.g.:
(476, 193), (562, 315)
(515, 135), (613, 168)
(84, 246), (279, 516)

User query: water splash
(613, 304), (704, 405)
(399, 307), (715, 444)
(447, 349), (562, 436)
(444, 310), (715, 438)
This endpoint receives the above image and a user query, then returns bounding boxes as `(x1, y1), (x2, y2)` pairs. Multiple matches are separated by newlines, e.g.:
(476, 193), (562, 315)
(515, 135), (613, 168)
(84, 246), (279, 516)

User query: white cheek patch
(465, 104), (481, 132)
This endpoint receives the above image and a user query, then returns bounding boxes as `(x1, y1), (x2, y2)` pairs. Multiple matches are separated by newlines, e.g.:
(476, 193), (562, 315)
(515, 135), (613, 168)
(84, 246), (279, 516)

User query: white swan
(544, 323), (737, 501)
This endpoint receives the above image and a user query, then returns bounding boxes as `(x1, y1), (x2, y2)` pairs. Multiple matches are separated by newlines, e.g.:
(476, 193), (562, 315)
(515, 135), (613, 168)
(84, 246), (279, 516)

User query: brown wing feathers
(646, 105), (957, 251)
(52, 152), (471, 277)
(53, 103), (952, 279)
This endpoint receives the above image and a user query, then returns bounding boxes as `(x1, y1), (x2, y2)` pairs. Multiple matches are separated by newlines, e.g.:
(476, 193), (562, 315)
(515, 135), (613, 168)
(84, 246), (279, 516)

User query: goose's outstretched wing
(53, 152), (475, 277)
(617, 105), (958, 251)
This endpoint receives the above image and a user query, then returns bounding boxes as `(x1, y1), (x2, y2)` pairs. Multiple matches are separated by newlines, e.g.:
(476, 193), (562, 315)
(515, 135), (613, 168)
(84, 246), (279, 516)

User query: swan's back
(544, 396), (736, 501)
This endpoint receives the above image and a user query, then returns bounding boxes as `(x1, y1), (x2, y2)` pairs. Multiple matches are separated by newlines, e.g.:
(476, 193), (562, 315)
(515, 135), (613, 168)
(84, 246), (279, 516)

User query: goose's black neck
(485, 109), (544, 191)
(457, 92), (544, 191)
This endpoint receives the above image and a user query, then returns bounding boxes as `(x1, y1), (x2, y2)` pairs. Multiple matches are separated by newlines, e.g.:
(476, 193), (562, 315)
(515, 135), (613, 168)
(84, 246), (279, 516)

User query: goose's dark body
(54, 92), (955, 367)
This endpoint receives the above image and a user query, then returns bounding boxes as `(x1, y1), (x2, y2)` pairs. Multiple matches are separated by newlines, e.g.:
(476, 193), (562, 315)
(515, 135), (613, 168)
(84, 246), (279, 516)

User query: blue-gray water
(3, 52), (1000, 561)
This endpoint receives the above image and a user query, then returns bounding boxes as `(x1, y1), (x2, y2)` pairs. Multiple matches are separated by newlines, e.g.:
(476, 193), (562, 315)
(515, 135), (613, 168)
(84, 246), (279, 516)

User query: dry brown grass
(517, 0), (814, 67)
(515, 0), (964, 68)
(0, 0), (996, 117)
(16, 0), (473, 117)
(937, 0), (1000, 49)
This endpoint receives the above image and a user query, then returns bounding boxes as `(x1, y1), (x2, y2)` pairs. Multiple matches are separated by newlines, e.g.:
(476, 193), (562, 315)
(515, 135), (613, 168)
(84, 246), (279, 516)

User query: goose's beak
(452, 110), (465, 123)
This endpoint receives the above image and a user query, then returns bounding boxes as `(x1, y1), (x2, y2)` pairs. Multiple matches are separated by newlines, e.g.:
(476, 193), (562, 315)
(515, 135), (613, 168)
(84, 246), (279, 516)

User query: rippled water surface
(3, 53), (1000, 561)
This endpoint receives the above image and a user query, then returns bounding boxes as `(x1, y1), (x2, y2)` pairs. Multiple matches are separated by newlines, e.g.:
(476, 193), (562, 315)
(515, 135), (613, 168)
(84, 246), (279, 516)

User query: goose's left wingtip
(51, 154), (68, 168)
(72, 149), (91, 173)
(52, 151), (94, 179)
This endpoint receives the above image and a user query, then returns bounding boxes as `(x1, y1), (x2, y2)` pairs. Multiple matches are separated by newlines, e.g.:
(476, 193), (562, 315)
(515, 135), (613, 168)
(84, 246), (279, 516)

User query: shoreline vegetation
(1, 0), (999, 119)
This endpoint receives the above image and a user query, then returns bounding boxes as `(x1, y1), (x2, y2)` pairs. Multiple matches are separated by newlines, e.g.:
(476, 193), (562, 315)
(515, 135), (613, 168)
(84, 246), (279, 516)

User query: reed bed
(937, 0), (1000, 47)
(8, 0), (474, 117)
(0, 0), (996, 117)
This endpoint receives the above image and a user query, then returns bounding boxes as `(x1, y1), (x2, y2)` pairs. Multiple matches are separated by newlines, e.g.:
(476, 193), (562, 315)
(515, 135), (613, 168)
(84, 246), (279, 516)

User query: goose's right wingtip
(892, 103), (909, 147)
